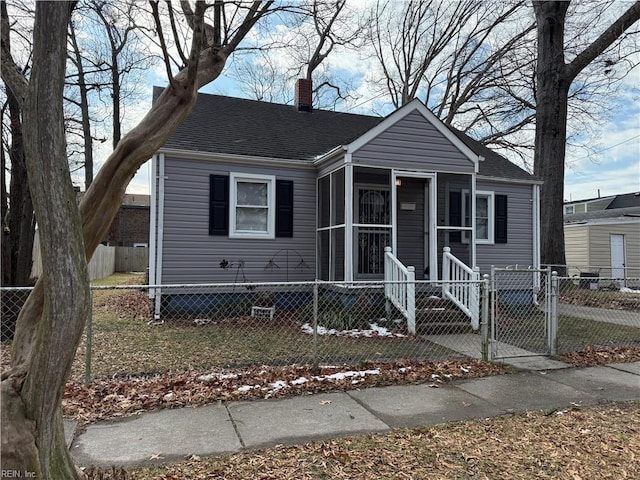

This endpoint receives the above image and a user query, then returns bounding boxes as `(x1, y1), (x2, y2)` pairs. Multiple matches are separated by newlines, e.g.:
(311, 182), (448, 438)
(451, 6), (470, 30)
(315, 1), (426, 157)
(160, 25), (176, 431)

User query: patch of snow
(259, 368), (385, 395)
(300, 322), (405, 338)
(193, 318), (211, 326)
(270, 380), (289, 391)
(198, 372), (239, 381)
(314, 369), (381, 381)
(237, 385), (260, 393)
(620, 287), (640, 294)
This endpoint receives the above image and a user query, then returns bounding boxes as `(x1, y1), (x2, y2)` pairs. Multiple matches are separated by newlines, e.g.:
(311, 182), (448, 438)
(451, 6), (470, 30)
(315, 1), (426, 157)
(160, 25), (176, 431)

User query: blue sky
(125, 66), (639, 202)
(120, 3), (640, 203)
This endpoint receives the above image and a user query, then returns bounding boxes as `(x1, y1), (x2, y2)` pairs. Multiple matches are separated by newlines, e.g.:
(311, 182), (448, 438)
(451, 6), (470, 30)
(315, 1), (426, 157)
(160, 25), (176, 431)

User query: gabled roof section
(344, 98), (479, 168)
(154, 86), (382, 161)
(155, 87), (536, 182)
(447, 127), (537, 182)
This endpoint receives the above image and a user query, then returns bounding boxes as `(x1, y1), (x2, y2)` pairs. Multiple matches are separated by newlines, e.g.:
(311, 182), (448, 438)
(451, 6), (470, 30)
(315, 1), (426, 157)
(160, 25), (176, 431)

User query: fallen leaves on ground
(560, 345), (640, 367)
(63, 360), (506, 424)
(93, 289), (152, 320)
(89, 401), (638, 480)
(560, 290), (640, 312)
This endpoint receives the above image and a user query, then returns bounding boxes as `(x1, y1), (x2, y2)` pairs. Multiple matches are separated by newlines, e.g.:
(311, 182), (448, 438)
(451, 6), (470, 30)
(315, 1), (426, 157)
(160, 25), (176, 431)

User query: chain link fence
(490, 268), (553, 359)
(1, 271), (638, 383)
(556, 274), (640, 354)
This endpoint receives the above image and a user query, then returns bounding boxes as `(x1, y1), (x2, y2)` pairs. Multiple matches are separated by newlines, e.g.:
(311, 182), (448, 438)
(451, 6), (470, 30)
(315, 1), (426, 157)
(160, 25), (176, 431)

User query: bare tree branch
(565, 1), (640, 82)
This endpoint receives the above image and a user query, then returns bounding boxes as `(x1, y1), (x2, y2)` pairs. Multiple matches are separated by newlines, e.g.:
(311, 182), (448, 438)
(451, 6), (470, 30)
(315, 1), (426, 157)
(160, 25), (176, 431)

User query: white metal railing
(383, 246), (416, 334)
(442, 247), (480, 330)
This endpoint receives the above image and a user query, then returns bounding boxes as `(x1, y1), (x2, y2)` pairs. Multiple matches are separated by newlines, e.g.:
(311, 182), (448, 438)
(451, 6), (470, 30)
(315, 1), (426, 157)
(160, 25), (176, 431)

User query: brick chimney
(295, 78), (312, 112)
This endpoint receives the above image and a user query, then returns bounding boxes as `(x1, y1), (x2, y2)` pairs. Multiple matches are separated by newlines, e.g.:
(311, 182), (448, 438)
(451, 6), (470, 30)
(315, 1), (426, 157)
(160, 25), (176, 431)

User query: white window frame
(564, 205), (575, 214)
(462, 190), (495, 244)
(229, 172), (276, 239)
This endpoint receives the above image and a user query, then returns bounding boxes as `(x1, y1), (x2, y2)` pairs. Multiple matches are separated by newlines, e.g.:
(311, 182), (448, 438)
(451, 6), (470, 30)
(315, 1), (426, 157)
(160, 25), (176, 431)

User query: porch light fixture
(395, 178), (402, 187)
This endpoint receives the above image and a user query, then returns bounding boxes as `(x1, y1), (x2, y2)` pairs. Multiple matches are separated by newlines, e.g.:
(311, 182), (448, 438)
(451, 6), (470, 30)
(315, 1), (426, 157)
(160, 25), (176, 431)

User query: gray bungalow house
(148, 81), (541, 325)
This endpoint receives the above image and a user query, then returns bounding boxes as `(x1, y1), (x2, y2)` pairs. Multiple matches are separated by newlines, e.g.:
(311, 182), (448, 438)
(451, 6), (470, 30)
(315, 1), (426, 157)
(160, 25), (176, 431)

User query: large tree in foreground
(533, 0), (640, 268)
(1, 1), (274, 477)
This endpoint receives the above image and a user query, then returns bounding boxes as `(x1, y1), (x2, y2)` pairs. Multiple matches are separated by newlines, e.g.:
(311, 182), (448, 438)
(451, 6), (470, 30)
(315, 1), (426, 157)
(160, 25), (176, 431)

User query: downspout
(533, 184), (541, 269)
(153, 153), (165, 321)
(533, 183), (541, 304)
(148, 155), (158, 294)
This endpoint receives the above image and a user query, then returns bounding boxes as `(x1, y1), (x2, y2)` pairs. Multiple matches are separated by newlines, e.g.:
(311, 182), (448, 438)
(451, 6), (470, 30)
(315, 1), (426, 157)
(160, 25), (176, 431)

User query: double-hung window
(461, 190), (495, 244)
(230, 173), (275, 239)
(474, 192), (494, 244)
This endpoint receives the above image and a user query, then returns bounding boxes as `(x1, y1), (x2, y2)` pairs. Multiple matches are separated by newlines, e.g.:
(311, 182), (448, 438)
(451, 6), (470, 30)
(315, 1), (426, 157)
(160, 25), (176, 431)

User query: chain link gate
(489, 267), (557, 360)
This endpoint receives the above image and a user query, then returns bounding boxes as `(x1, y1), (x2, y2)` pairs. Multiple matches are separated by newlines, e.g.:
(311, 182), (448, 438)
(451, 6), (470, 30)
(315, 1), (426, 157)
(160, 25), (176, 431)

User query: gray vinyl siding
(317, 155), (346, 177)
(160, 156), (316, 284)
(475, 181), (534, 273)
(351, 111), (475, 173)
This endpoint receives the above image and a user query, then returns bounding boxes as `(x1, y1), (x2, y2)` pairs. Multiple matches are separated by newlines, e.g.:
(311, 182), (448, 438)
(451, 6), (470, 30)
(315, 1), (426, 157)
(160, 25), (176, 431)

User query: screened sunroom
(316, 164), (479, 282)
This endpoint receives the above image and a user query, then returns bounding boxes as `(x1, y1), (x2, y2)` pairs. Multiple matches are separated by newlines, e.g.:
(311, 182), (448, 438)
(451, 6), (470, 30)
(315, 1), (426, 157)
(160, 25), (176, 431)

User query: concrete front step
(414, 298), (472, 334)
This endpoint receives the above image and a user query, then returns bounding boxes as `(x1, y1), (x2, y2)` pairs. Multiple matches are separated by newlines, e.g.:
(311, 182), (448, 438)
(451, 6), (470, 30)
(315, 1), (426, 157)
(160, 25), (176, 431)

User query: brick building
(102, 194), (150, 247)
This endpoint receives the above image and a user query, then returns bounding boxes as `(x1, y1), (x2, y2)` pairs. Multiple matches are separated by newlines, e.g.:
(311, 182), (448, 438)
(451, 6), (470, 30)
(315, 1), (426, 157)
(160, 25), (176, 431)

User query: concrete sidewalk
(68, 361), (640, 468)
(558, 303), (640, 328)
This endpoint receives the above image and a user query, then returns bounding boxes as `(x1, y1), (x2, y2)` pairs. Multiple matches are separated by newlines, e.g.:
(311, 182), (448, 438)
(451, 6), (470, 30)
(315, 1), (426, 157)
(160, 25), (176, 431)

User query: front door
(610, 234), (626, 281)
(395, 176), (434, 280)
(355, 185), (391, 277)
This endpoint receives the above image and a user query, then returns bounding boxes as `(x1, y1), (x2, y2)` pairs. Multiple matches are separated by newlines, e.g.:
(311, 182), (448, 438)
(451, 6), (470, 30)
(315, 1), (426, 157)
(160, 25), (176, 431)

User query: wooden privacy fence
(31, 235), (116, 281)
(32, 232), (147, 280)
(115, 247), (148, 273)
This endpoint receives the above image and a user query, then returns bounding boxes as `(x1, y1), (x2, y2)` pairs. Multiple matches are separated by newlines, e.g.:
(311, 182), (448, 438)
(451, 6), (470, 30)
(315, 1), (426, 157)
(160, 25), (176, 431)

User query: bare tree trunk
(0, 104), (8, 287)
(2, 2), (272, 477)
(6, 85), (35, 286)
(1, 3), (90, 478)
(111, 50), (121, 148)
(533, 1), (570, 270)
(533, 0), (640, 270)
(69, 20), (94, 190)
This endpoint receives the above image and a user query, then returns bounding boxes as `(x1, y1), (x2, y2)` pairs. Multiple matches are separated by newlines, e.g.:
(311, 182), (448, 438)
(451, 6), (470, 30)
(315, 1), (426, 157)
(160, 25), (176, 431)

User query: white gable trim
(345, 99), (479, 169)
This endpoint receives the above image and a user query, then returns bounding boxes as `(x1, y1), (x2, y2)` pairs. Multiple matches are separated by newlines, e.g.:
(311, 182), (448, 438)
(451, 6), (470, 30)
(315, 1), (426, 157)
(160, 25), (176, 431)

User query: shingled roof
(157, 87), (536, 182)
(565, 205), (640, 223)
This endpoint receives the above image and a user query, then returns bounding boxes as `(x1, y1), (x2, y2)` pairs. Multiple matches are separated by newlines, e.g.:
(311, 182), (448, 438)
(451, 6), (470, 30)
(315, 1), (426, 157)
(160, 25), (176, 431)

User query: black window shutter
(495, 194), (508, 243)
(449, 191), (462, 243)
(209, 175), (229, 235)
(276, 180), (294, 238)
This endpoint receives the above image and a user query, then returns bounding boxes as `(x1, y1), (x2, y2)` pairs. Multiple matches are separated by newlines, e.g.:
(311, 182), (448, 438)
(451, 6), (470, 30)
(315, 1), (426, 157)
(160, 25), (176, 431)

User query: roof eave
(156, 147), (315, 169)
(476, 174), (542, 185)
(313, 145), (348, 165)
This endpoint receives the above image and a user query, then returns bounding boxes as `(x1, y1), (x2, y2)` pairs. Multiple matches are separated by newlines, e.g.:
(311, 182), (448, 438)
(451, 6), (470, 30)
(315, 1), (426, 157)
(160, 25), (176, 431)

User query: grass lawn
(491, 307), (639, 355)
(560, 286), (640, 311)
(88, 401), (639, 480)
(2, 273), (635, 382)
(71, 274), (464, 381)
